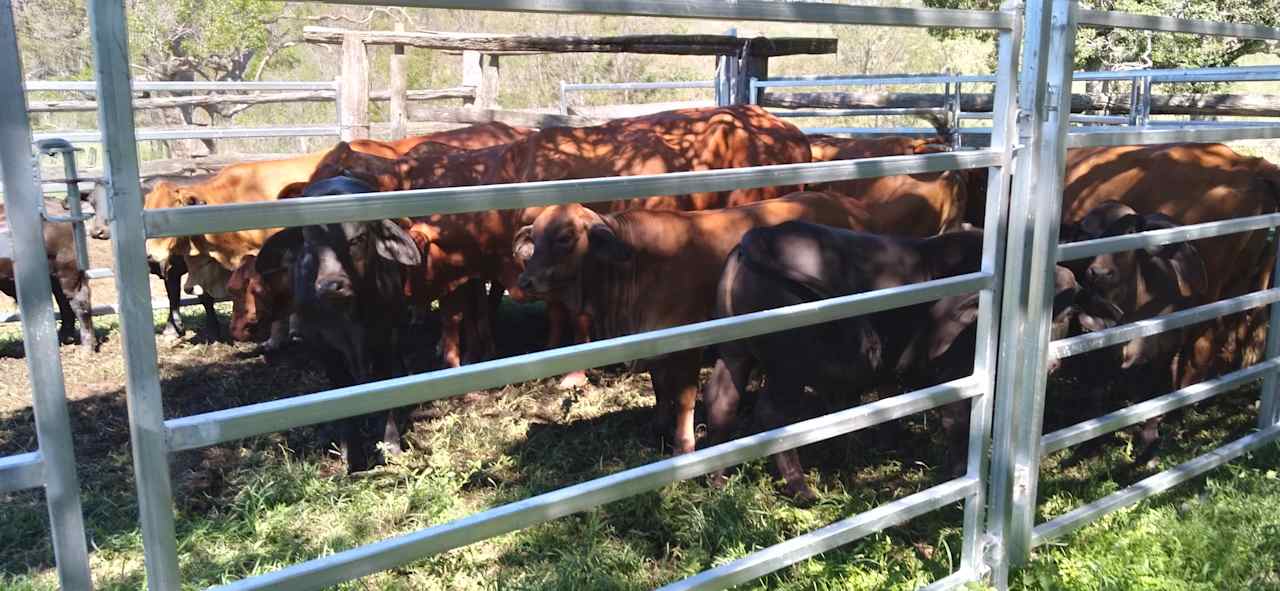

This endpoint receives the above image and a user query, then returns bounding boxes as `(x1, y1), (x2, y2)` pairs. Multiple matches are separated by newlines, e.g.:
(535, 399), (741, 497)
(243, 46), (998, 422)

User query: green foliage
(922, 0), (1280, 71)
(127, 0), (283, 80)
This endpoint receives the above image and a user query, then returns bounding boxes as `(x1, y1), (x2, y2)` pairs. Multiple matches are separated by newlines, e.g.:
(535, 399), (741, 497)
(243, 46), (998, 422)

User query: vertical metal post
(962, 1), (1021, 584)
(1127, 76), (1141, 126)
(1137, 76), (1153, 126)
(88, 1), (181, 589)
(952, 81), (965, 149)
(1259, 236), (1280, 429)
(986, 0), (1077, 581)
(559, 80), (569, 114)
(37, 140), (91, 270)
(0, 3), (92, 589)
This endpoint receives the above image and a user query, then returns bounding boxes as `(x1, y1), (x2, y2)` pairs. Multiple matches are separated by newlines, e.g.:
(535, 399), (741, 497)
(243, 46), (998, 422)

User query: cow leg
(649, 352), (700, 455)
(1132, 416), (1162, 468)
(462, 280), (498, 364)
(703, 352), (754, 487)
(199, 293), (224, 342)
(753, 375), (818, 503)
(50, 273), (79, 345)
(437, 287), (466, 368)
(162, 266), (186, 337)
(61, 271), (96, 353)
(554, 304), (591, 390)
(937, 400), (970, 477)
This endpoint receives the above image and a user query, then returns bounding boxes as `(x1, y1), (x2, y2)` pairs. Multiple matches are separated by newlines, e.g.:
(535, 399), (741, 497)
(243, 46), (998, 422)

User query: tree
(921, 0), (1280, 72)
(126, 0), (295, 155)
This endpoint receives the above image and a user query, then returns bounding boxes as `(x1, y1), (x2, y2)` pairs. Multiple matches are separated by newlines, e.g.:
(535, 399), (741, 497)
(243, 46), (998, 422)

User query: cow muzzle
(317, 277), (355, 302)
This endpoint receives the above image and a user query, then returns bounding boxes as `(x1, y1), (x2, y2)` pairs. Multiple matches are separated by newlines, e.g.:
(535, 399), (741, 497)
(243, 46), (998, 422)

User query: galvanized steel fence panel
(0, 0), (1257, 590)
(0, 1), (93, 589)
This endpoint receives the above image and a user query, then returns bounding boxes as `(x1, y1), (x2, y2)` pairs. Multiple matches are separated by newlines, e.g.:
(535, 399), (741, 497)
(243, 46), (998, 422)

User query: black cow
(702, 222), (983, 501)
(257, 175), (422, 472)
(1078, 202), (1208, 465)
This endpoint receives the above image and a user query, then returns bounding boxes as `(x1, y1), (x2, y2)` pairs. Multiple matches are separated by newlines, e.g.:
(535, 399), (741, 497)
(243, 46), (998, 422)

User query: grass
(2, 295), (1278, 590)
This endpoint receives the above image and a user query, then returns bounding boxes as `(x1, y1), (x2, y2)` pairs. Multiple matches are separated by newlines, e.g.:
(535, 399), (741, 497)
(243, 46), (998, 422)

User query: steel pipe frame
(26, 80), (340, 92)
(1058, 212), (1280, 262)
(0, 451), (46, 494)
(0, 2), (92, 588)
(33, 125), (341, 144)
(144, 149), (1004, 238)
(562, 80), (715, 92)
(1, 295), (225, 325)
(800, 127), (993, 137)
(1041, 358), (1280, 456)
(88, 1), (182, 588)
(655, 477), (981, 591)
(208, 378), (981, 591)
(985, 0), (1078, 581)
(1076, 9), (1280, 41)
(1260, 235), (1280, 430)
(1066, 123), (1280, 148)
(1032, 424), (1280, 546)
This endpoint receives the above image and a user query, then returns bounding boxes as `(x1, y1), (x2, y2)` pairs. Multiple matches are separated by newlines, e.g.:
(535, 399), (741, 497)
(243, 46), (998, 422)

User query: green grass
(2, 304), (1279, 590)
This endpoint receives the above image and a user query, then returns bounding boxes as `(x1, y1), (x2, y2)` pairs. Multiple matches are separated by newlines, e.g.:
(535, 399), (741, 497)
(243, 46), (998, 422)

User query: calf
(703, 221), (983, 501)
(0, 200), (96, 352)
(87, 177), (223, 339)
(257, 176), (422, 473)
(1079, 202), (1208, 465)
(514, 192), (872, 455)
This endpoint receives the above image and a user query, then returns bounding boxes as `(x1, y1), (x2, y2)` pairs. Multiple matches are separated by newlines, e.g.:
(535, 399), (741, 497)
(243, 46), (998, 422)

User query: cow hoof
(557, 370), (589, 390)
(783, 481), (819, 506)
(707, 470), (730, 489)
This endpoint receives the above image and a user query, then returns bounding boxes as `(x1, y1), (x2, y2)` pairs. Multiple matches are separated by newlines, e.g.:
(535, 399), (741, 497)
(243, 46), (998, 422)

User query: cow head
(228, 243), (297, 343)
(1048, 264), (1123, 376)
(1082, 207), (1206, 370)
(292, 178), (420, 310)
(513, 203), (632, 297)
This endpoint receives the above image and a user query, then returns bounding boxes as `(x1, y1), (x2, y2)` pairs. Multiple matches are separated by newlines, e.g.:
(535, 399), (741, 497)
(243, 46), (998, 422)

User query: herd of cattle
(4, 105), (1280, 499)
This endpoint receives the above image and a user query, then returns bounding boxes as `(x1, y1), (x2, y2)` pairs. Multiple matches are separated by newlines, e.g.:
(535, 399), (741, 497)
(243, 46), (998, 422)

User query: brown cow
(805, 136), (966, 236)
(347, 121), (531, 159)
(807, 134), (948, 162)
(513, 192), (873, 455)
(313, 106), (812, 375)
(0, 200), (96, 352)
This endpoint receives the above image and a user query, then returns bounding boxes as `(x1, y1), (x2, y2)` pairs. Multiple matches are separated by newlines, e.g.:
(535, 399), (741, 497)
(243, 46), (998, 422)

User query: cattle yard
(5, 1), (1280, 591)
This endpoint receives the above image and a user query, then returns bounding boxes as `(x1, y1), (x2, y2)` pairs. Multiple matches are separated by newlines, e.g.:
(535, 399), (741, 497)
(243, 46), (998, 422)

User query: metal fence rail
(0, 1), (1272, 591)
(751, 63), (1280, 138)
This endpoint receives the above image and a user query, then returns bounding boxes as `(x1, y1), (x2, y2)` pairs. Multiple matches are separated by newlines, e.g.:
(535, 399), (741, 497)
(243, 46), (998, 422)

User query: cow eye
(557, 233), (575, 245)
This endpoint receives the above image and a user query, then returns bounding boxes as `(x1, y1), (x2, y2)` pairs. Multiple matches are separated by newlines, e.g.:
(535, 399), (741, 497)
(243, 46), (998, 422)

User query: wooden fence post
(462, 50), (500, 109)
(339, 33), (370, 141)
(389, 21), (408, 139)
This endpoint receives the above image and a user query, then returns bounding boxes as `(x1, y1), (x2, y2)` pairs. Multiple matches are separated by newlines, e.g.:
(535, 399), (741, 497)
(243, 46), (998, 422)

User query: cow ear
(1104, 213), (1142, 237)
(257, 228), (303, 275)
(587, 223), (633, 264)
(928, 292), (980, 360)
(1167, 243), (1208, 298)
(277, 182), (308, 200)
(375, 220), (422, 267)
(513, 224), (536, 264)
(177, 189), (205, 207)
